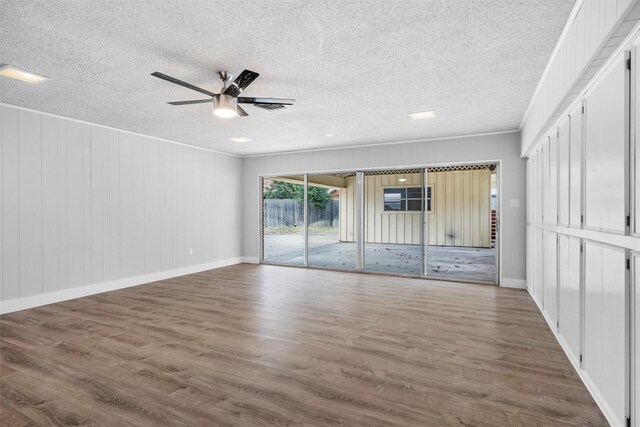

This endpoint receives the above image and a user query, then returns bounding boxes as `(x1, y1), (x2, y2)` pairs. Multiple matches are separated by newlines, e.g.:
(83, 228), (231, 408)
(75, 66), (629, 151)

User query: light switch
(510, 199), (520, 208)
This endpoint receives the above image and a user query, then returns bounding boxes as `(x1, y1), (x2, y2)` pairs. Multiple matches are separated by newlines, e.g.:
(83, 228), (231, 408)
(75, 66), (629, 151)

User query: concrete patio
(263, 234), (496, 283)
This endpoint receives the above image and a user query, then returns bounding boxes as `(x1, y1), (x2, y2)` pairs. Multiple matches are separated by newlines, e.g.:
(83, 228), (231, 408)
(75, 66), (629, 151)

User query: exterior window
(384, 186), (433, 212)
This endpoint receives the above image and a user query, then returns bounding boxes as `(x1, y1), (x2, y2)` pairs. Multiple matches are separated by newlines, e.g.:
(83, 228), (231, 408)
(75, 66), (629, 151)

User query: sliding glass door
(260, 165), (499, 284)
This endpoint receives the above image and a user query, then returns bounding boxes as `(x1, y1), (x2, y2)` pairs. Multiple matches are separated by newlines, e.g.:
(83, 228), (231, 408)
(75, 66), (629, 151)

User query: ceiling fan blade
(151, 72), (217, 97)
(167, 99), (213, 106)
(237, 96), (295, 105)
(223, 69), (259, 97)
(237, 105), (249, 117)
(253, 104), (286, 110)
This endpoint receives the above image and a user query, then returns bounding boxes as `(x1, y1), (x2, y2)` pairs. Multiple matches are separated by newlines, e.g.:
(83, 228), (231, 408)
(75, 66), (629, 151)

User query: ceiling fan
(151, 69), (294, 118)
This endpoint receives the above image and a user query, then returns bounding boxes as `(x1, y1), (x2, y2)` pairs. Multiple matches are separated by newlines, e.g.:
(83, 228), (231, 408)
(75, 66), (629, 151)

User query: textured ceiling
(0, 0), (574, 156)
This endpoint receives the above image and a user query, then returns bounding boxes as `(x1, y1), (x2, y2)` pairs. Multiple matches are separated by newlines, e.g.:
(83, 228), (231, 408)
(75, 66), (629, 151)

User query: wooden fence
(263, 199), (339, 228)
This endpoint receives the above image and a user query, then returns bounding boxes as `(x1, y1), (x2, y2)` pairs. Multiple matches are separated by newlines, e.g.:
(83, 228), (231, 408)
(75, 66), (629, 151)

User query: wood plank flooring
(0, 264), (606, 426)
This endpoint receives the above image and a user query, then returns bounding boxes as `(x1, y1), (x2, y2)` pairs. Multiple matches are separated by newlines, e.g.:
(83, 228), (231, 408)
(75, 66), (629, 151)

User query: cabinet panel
(548, 132), (558, 226)
(543, 231), (558, 325)
(634, 253), (640, 425)
(584, 54), (628, 233)
(584, 241), (628, 427)
(542, 138), (550, 225)
(558, 117), (570, 226)
(558, 235), (581, 364)
(569, 103), (583, 228)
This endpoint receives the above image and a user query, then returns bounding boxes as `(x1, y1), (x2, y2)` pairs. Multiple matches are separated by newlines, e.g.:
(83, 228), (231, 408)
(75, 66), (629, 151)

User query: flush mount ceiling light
(227, 136), (251, 143)
(0, 64), (49, 84)
(398, 178), (407, 182)
(409, 110), (436, 120)
(325, 133), (335, 137)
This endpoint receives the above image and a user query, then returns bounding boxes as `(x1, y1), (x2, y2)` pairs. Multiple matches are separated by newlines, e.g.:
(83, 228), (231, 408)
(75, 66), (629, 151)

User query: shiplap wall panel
(584, 54), (627, 233)
(558, 117), (571, 226)
(57, 120), (68, 289)
(0, 105), (242, 302)
(584, 241), (627, 427)
(558, 234), (581, 364)
(66, 121), (85, 289)
(521, 0), (636, 154)
(42, 115), (60, 294)
(1, 107), (20, 300)
(569, 103), (583, 227)
(19, 111), (43, 297)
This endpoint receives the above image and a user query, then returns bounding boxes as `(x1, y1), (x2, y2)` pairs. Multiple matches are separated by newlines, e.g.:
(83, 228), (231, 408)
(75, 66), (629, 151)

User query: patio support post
(356, 172), (365, 271)
(304, 174), (309, 267)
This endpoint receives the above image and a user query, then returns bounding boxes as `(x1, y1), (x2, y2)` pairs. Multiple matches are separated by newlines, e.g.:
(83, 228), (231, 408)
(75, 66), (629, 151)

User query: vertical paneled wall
(525, 46), (632, 427)
(521, 0), (636, 154)
(0, 105), (243, 303)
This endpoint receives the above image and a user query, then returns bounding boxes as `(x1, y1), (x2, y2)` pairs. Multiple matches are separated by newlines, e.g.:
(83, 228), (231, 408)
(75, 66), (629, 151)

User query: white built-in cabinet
(583, 242), (628, 427)
(584, 54), (628, 234)
(542, 231), (558, 324)
(526, 47), (634, 427)
(568, 103), (582, 228)
(557, 118), (570, 227)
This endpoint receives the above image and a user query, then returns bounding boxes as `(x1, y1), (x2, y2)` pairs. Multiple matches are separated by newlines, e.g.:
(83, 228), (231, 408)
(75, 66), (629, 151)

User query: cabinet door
(558, 117), (570, 226)
(569, 103), (582, 228)
(584, 53), (628, 233)
(558, 235), (581, 364)
(543, 231), (557, 325)
(548, 132), (558, 226)
(634, 252), (640, 425)
(584, 242), (628, 427)
(542, 138), (551, 225)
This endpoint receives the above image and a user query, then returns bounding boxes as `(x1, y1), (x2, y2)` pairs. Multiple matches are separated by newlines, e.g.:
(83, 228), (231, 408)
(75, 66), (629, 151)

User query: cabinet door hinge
(579, 354), (583, 362)
(626, 259), (631, 270)
(581, 105), (585, 114)
(626, 215), (631, 227)
(556, 321), (559, 328)
(627, 58), (632, 70)
(627, 416), (631, 427)
(581, 214), (584, 224)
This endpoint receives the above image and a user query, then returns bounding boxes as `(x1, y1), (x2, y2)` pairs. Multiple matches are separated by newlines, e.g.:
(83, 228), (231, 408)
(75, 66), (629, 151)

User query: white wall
(0, 104), (243, 312)
(524, 28), (640, 427)
(242, 131), (526, 285)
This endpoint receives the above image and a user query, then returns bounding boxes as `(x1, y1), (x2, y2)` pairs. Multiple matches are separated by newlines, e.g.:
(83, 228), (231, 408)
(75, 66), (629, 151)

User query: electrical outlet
(188, 248), (194, 256)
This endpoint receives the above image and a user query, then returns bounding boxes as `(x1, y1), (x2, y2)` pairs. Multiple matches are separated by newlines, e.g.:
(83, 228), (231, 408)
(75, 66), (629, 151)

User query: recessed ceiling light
(228, 136), (251, 143)
(398, 178), (407, 182)
(0, 65), (49, 84)
(409, 110), (436, 120)
(325, 134), (335, 137)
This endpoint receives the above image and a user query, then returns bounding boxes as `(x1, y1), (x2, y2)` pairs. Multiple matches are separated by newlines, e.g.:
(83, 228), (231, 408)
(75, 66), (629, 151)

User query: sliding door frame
(258, 160), (503, 285)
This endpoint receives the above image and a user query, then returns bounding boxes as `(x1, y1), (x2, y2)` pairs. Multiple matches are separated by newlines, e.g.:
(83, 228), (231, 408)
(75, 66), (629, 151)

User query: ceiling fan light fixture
(213, 94), (239, 118)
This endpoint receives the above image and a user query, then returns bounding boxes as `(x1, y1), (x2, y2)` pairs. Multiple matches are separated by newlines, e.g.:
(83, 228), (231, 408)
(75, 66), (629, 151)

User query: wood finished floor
(0, 264), (606, 426)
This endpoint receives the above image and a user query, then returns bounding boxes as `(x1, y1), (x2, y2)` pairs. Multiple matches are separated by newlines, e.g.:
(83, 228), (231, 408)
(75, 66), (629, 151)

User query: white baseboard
(527, 288), (624, 427)
(240, 256), (260, 264)
(0, 257), (245, 315)
(501, 278), (527, 289)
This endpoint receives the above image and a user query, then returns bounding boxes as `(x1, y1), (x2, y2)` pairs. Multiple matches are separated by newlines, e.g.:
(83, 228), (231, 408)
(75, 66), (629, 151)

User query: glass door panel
(363, 170), (423, 276)
(306, 173), (357, 270)
(261, 176), (305, 265)
(423, 165), (497, 283)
